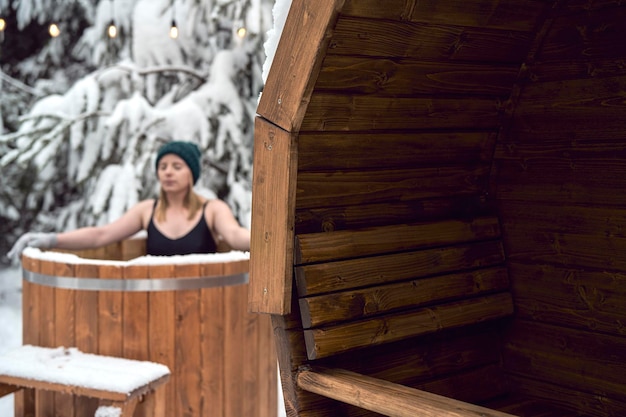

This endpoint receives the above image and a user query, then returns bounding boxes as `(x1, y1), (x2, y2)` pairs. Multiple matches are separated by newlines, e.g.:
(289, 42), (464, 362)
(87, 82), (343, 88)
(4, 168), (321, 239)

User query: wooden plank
(122, 264), (150, 417)
(74, 262), (100, 417)
(510, 75), (626, 139)
(497, 200), (626, 237)
(0, 383), (19, 397)
(298, 131), (497, 171)
(297, 166), (490, 209)
(508, 262), (626, 334)
(501, 217), (626, 271)
(304, 292), (514, 359)
(527, 57), (626, 83)
(495, 159), (626, 207)
(296, 240), (505, 296)
(148, 264), (176, 417)
(507, 374), (626, 417)
(173, 263), (201, 417)
(97, 264), (123, 359)
(53, 261), (76, 417)
(0, 376), (133, 403)
(36, 259), (57, 417)
(249, 118), (298, 314)
(300, 267), (509, 328)
(328, 16), (532, 63)
(257, 0), (346, 132)
(223, 277), (245, 417)
(301, 94), (501, 132)
(120, 237), (146, 261)
(537, 6), (626, 62)
(504, 320), (626, 404)
(296, 367), (517, 417)
(341, 0), (545, 31)
(199, 262), (225, 417)
(295, 217), (501, 265)
(19, 255), (40, 417)
(315, 56), (519, 96)
(295, 195), (490, 234)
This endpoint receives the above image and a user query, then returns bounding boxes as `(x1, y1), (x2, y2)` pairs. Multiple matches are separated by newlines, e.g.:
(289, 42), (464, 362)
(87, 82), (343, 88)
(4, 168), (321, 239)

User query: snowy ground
(0, 265), (22, 416)
(0, 265), (286, 416)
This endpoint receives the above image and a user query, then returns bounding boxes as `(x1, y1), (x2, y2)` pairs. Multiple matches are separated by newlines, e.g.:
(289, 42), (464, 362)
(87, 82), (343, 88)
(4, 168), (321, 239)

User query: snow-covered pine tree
(0, 0), (276, 259)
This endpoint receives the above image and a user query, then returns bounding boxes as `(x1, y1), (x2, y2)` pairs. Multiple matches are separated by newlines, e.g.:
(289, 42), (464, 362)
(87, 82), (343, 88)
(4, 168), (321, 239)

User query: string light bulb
(107, 20), (117, 38)
(0, 18), (6, 32)
(236, 26), (247, 38)
(49, 23), (60, 37)
(169, 20), (178, 39)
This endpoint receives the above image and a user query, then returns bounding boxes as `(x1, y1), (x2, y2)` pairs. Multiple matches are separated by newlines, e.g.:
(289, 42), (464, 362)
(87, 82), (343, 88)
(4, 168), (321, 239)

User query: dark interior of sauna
(250, 1), (626, 416)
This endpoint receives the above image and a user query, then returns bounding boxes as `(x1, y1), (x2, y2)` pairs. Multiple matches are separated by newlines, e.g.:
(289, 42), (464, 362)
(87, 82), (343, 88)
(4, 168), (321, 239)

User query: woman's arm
(209, 200), (251, 251)
(55, 200), (152, 250)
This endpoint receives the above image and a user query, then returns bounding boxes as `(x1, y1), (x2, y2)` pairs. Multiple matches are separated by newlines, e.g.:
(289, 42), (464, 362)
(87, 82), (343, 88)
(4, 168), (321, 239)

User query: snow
(262, 0), (292, 82)
(0, 345), (170, 394)
(1, 0), (294, 414)
(22, 246), (250, 266)
(0, 266), (23, 416)
(95, 406), (122, 417)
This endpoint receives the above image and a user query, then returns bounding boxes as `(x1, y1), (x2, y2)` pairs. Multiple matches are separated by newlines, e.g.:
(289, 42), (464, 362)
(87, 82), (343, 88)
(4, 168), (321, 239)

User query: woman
(8, 141), (250, 258)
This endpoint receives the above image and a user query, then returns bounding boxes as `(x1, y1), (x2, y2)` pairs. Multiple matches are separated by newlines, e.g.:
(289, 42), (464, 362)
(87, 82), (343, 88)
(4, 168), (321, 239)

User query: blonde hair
(155, 172), (204, 222)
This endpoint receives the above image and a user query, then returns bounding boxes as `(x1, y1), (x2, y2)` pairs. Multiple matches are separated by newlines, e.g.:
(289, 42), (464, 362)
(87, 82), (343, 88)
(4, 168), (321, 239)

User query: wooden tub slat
(74, 261), (100, 417)
(53, 261), (76, 417)
(173, 262), (201, 417)
(148, 263), (176, 417)
(122, 264), (150, 417)
(37, 259), (57, 415)
(18, 255), (40, 417)
(97, 264), (123, 358)
(200, 261), (225, 417)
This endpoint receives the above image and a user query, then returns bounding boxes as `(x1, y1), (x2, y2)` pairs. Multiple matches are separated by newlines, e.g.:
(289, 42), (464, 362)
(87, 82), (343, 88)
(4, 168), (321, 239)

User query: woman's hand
(7, 232), (57, 261)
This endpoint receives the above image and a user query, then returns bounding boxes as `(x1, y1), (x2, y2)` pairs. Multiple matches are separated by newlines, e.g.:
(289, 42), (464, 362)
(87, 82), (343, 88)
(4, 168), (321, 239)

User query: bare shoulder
(132, 199), (157, 213)
(205, 199), (232, 214)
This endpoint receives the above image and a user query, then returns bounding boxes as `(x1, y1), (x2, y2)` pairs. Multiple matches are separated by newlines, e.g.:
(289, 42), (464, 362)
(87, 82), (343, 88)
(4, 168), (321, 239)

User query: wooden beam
(249, 118), (298, 314)
(303, 292), (514, 360)
(299, 267), (510, 328)
(295, 217), (501, 265)
(257, 0), (346, 132)
(296, 367), (518, 417)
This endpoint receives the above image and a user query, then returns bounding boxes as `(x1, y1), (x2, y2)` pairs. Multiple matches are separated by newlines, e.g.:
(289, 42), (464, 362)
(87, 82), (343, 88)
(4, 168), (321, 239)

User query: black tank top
(146, 201), (218, 256)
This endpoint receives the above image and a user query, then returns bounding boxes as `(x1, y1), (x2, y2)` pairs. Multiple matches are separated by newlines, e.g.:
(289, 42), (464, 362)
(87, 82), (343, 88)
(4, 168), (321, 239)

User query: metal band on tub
(22, 269), (249, 292)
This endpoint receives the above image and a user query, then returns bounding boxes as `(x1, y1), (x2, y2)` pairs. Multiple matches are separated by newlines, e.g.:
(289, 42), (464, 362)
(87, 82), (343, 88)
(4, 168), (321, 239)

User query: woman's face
(157, 154), (193, 192)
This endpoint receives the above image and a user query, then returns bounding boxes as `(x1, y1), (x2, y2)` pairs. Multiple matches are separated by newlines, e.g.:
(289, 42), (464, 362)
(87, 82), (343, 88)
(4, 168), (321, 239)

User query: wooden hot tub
(18, 238), (277, 417)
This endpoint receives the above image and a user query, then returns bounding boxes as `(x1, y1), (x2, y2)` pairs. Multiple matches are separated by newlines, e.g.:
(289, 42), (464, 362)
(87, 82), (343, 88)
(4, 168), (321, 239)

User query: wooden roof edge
(257, 0), (346, 133)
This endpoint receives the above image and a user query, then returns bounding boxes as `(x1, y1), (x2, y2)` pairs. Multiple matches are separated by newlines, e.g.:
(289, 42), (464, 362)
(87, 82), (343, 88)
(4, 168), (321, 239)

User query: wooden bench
(0, 345), (170, 417)
(289, 216), (518, 415)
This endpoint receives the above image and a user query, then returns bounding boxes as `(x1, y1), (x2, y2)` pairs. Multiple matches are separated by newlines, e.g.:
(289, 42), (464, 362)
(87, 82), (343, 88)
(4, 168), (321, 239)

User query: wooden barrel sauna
(17, 238), (277, 417)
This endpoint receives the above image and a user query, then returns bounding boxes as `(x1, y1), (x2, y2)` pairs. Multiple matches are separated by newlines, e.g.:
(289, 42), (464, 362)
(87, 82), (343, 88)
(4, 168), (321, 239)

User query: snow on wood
(22, 246), (249, 266)
(0, 345), (170, 394)
(95, 406), (122, 417)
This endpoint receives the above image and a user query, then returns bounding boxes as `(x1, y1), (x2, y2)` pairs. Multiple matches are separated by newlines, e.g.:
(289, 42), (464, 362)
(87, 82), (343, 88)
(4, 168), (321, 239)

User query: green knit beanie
(155, 141), (202, 184)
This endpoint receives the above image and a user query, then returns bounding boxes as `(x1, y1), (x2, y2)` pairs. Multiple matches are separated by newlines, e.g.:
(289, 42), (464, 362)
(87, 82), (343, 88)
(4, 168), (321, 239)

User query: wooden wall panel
(298, 131), (497, 171)
(301, 94), (501, 132)
(504, 321), (626, 406)
(508, 262), (626, 336)
(329, 16), (532, 63)
(341, 0), (545, 31)
(316, 56), (519, 96)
